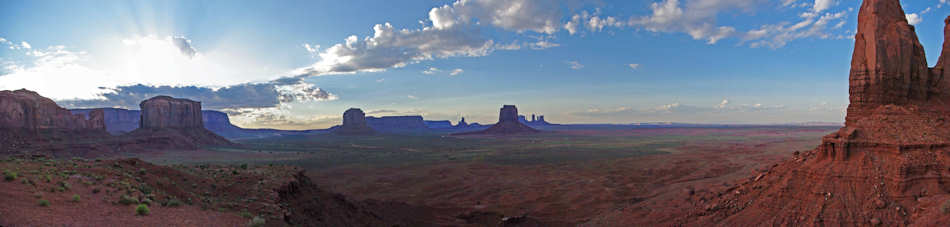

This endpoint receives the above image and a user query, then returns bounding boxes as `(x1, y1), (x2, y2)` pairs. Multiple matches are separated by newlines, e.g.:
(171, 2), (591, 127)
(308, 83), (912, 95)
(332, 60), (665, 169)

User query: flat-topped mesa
(0, 89), (105, 131)
(139, 96), (203, 129)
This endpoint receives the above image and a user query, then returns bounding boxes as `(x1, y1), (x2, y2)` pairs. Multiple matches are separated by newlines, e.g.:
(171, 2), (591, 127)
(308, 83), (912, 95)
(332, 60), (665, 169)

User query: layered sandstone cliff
(0, 89), (105, 131)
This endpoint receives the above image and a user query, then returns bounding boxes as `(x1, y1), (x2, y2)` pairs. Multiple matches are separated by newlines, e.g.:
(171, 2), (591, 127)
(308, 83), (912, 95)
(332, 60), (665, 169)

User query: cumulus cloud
(906, 13), (921, 25)
(429, 0), (562, 34)
(303, 43), (320, 57)
(222, 106), (340, 130)
(423, 67), (441, 75)
(813, 0), (833, 12)
(564, 10), (625, 35)
(294, 0), (571, 77)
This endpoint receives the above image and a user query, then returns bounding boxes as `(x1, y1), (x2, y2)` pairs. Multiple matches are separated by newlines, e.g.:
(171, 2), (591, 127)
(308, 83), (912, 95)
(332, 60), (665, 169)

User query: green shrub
(239, 210), (253, 218)
(38, 199), (50, 207)
(165, 199), (183, 207)
(138, 168), (146, 175)
(240, 163), (248, 170)
(248, 216), (266, 227)
(135, 204), (150, 216)
(119, 194), (139, 205)
(3, 170), (16, 181)
(72, 194), (81, 202)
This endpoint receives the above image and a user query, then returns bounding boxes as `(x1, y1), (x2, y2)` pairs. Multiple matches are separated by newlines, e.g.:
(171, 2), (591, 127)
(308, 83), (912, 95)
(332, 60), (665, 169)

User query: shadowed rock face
(129, 96), (230, 149)
(0, 89), (104, 131)
(140, 96), (203, 129)
(334, 108), (375, 135)
(454, 105), (538, 135)
(499, 105), (518, 122)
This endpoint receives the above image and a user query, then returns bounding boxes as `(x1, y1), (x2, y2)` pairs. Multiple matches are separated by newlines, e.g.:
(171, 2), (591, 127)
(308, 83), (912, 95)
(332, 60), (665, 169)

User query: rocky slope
(597, 1), (950, 226)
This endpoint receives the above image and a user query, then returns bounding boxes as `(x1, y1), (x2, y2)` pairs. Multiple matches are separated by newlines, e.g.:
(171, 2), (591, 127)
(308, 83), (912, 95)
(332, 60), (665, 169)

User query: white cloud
(423, 67), (441, 75)
(528, 39), (560, 50)
(566, 60), (584, 70)
(303, 43), (320, 57)
(429, 0), (562, 34)
(813, 0), (833, 12)
(19, 41), (31, 49)
(906, 13), (921, 25)
(629, 0), (756, 44)
(0, 36), (297, 102)
(717, 98), (729, 109)
(407, 95), (418, 100)
(742, 9), (850, 48)
(449, 68), (464, 76)
(628, 63), (640, 70)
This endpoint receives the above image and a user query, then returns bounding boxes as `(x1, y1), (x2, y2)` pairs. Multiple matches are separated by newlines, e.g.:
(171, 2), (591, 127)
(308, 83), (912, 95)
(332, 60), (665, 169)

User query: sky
(1, 0), (948, 129)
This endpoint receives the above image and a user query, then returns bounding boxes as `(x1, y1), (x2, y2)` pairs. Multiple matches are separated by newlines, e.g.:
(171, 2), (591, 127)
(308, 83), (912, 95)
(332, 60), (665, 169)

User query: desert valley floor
(112, 126), (837, 225)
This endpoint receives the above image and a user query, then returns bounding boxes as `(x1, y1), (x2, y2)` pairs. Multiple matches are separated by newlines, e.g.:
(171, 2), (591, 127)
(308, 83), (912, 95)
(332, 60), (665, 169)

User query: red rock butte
(139, 96), (204, 129)
(617, 0), (950, 226)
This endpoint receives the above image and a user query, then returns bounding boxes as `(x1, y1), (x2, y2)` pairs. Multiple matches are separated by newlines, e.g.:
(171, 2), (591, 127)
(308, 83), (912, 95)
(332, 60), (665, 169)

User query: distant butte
(333, 108), (376, 135)
(454, 105), (539, 135)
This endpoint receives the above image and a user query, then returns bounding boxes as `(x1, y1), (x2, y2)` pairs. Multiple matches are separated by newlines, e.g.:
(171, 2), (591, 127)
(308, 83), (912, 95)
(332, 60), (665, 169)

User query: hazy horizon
(1, 0), (946, 130)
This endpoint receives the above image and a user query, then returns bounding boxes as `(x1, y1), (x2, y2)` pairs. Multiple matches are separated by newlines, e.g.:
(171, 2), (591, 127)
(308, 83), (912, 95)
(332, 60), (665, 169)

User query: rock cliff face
(454, 105), (538, 135)
(0, 89), (105, 131)
(647, 1), (950, 226)
(334, 108), (375, 135)
(140, 96), (203, 129)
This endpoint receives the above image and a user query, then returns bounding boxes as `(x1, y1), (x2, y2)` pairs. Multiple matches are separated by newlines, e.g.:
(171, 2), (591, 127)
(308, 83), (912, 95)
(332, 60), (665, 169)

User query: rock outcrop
(643, 1), (950, 226)
(423, 120), (453, 129)
(0, 89), (105, 131)
(333, 108), (375, 135)
(128, 96), (230, 149)
(0, 89), (109, 154)
(455, 117), (469, 128)
(454, 105), (538, 135)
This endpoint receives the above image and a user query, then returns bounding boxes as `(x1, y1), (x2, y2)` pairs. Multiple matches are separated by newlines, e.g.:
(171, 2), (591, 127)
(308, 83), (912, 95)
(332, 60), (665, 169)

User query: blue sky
(1, 0), (948, 129)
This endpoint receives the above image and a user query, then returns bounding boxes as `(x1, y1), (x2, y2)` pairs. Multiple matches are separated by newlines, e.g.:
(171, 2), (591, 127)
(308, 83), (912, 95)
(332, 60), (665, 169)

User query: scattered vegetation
(72, 194), (81, 203)
(38, 199), (50, 207)
(3, 169), (17, 181)
(164, 198), (183, 207)
(119, 194), (139, 205)
(135, 204), (150, 216)
(248, 216), (266, 227)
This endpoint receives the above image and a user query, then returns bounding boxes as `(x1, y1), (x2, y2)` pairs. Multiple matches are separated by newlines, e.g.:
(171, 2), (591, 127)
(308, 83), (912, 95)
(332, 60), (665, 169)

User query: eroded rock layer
(455, 105), (538, 135)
